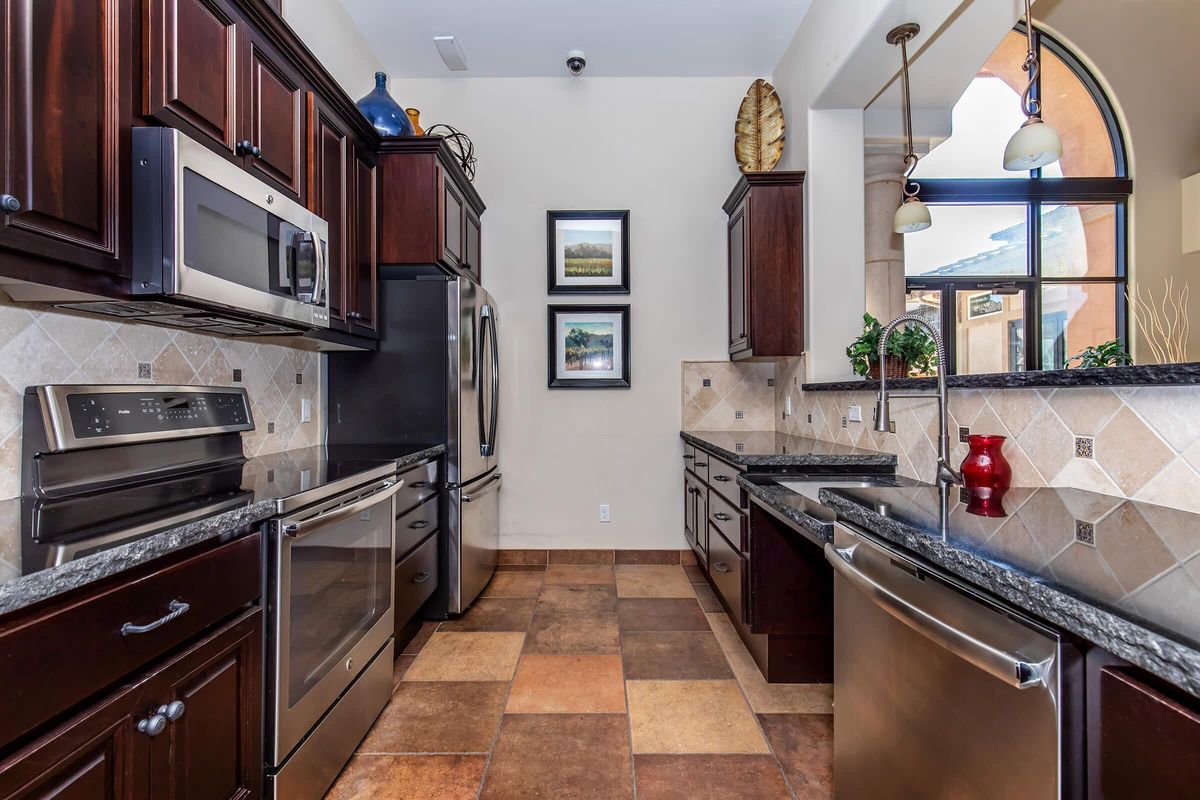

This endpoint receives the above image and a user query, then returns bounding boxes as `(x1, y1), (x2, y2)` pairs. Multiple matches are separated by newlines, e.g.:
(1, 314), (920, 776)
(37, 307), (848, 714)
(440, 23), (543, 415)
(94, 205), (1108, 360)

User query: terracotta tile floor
(325, 563), (833, 799)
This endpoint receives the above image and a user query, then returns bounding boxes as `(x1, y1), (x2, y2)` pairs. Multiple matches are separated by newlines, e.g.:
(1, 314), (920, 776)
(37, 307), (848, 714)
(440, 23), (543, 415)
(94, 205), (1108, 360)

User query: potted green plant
(846, 313), (938, 379)
(1066, 339), (1133, 368)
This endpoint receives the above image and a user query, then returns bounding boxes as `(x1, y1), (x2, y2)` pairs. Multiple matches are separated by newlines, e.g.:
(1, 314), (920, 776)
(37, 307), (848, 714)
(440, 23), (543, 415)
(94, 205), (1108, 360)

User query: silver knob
(159, 700), (186, 721)
(0, 194), (19, 213)
(345, 657), (354, 672)
(138, 714), (168, 737)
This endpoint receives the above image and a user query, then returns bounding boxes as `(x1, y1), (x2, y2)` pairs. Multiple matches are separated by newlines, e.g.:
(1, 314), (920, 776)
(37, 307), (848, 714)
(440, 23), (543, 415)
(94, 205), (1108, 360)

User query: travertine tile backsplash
(0, 301), (321, 499)
(775, 357), (1200, 514)
(681, 361), (775, 431)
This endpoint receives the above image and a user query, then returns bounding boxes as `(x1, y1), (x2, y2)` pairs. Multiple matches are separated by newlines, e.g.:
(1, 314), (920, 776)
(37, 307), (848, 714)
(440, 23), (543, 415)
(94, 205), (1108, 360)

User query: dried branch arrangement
(1126, 276), (1190, 363)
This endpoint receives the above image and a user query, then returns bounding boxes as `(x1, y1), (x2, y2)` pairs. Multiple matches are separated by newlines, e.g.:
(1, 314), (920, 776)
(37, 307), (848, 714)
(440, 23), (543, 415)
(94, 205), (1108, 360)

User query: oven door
(134, 127), (331, 330)
(269, 477), (400, 765)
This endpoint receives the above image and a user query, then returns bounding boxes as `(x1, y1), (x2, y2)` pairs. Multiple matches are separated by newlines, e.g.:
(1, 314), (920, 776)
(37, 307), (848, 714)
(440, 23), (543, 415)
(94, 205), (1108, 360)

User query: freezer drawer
(449, 470), (501, 613)
(827, 522), (1066, 800)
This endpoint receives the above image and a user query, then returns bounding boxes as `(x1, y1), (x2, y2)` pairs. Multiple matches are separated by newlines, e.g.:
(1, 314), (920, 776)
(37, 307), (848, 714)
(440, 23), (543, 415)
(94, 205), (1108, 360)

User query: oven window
(182, 169), (298, 298)
(286, 498), (391, 707)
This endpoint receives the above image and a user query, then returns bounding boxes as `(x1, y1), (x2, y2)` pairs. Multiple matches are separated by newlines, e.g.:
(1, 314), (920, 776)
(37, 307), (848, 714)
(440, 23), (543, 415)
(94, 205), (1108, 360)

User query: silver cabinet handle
(683, 454), (695, 460)
(158, 701), (186, 721)
(122, 599), (190, 636)
(712, 561), (731, 573)
(824, 542), (1048, 689)
(282, 479), (403, 538)
(412, 572), (431, 584)
(695, 461), (708, 468)
(409, 519), (430, 529)
(713, 475), (731, 482)
(713, 512), (732, 522)
(411, 480), (432, 489)
(138, 713), (168, 737)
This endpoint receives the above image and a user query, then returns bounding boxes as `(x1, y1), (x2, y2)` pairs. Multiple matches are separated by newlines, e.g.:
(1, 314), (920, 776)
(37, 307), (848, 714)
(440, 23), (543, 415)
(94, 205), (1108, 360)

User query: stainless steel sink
(776, 479), (896, 503)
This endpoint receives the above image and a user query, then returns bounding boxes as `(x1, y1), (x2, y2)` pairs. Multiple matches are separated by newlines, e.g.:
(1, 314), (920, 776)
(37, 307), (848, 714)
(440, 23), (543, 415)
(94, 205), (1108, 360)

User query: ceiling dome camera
(566, 50), (587, 76)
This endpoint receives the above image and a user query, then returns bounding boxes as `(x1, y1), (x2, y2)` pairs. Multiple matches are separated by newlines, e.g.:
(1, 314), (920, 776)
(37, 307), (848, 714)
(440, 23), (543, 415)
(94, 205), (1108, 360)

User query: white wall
(282, 0), (384, 99)
(392, 77), (747, 548)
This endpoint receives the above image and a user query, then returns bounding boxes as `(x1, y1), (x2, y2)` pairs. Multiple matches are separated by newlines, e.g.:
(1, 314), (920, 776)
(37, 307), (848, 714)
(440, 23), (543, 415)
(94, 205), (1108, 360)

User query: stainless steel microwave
(125, 127), (331, 333)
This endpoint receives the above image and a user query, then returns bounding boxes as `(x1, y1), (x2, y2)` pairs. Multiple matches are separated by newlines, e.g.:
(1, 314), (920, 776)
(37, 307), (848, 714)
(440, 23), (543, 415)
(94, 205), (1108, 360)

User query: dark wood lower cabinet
(0, 609), (262, 800)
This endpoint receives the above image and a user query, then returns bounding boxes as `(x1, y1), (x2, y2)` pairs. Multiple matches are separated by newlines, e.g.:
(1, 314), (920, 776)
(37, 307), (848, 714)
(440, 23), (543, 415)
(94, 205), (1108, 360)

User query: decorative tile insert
(1075, 436), (1094, 459)
(735, 410), (744, 420)
(959, 426), (970, 443)
(1075, 520), (1096, 545)
(682, 361), (775, 431)
(0, 301), (321, 500)
(702, 378), (711, 387)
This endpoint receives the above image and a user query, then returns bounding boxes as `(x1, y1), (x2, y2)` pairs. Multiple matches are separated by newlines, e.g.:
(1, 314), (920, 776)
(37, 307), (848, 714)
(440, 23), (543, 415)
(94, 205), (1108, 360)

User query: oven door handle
(824, 542), (1049, 689)
(281, 479), (403, 539)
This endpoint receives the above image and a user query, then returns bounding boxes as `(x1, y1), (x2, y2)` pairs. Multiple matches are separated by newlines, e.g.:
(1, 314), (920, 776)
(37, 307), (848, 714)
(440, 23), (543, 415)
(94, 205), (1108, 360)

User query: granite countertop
(739, 473), (924, 545)
(801, 362), (1200, 392)
(680, 430), (898, 468)
(820, 484), (1200, 698)
(0, 442), (445, 618)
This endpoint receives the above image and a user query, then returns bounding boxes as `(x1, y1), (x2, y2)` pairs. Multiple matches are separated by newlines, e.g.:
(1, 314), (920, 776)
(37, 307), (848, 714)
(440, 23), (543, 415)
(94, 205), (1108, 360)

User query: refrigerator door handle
(479, 304), (496, 457)
(487, 306), (499, 456)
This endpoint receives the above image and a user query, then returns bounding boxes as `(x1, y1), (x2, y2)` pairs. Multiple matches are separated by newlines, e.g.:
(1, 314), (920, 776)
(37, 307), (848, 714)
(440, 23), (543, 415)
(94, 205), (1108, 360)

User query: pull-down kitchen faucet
(873, 313), (963, 487)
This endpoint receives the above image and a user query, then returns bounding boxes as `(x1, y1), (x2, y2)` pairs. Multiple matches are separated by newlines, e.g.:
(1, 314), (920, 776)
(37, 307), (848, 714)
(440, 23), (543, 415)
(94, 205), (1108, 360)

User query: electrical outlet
(848, 405), (862, 422)
(785, 396), (793, 416)
(300, 398), (312, 423)
(599, 504), (610, 523)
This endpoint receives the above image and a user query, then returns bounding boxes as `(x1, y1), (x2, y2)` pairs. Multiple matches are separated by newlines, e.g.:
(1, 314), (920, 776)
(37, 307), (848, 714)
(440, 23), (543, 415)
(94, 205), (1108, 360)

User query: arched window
(902, 26), (1129, 375)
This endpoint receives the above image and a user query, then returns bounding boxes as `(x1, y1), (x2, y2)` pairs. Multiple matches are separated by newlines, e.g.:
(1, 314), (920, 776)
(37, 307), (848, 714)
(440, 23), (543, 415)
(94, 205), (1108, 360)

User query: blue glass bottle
(356, 72), (414, 136)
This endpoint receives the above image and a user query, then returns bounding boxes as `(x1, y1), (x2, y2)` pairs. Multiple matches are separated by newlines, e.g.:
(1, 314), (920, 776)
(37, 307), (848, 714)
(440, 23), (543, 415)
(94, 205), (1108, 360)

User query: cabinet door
(727, 203), (749, 355)
(0, 0), (129, 277)
(240, 30), (305, 198)
(306, 94), (348, 326)
(348, 145), (378, 335)
(142, 0), (239, 154)
(149, 610), (262, 800)
(464, 208), (481, 281)
(0, 675), (150, 800)
(440, 167), (464, 268)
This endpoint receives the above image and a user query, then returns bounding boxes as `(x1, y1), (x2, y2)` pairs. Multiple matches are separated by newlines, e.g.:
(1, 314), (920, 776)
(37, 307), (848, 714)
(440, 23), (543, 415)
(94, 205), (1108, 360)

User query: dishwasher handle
(825, 542), (1048, 690)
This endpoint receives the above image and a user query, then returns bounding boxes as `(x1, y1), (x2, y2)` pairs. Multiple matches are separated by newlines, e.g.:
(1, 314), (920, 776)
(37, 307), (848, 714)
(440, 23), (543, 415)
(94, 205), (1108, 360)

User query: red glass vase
(961, 434), (1012, 490)
(961, 435), (1012, 517)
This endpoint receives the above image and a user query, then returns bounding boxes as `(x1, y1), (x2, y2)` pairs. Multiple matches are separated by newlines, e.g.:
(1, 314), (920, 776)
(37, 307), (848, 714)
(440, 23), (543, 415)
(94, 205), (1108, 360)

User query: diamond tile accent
(137, 362), (152, 380)
(1075, 436), (1094, 459)
(1075, 520), (1095, 545)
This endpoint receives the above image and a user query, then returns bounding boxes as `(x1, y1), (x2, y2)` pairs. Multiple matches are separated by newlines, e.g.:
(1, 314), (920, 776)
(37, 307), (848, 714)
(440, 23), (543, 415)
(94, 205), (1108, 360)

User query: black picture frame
(547, 304), (632, 389)
(546, 210), (630, 295)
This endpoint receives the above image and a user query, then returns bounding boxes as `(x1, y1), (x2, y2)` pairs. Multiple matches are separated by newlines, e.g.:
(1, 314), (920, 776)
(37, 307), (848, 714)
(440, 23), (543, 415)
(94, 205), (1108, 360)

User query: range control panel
(65, 389), (252, 440)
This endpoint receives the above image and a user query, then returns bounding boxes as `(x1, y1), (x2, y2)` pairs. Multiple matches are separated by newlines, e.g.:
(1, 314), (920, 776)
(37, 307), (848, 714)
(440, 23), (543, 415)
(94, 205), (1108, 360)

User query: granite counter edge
(394, 444), (447, 470)
(820, 489), (1200, 699)
(680, 431), (898, 468)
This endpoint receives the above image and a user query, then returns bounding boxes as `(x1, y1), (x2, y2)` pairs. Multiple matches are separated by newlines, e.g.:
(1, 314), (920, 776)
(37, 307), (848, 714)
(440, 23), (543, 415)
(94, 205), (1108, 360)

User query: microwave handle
(309, 227), (326, 306)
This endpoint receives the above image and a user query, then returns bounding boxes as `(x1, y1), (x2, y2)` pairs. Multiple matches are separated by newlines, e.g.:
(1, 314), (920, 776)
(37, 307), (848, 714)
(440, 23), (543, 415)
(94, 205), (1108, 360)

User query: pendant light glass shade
(894, 197), (932, 233)
(1003, 117), (1063, 170)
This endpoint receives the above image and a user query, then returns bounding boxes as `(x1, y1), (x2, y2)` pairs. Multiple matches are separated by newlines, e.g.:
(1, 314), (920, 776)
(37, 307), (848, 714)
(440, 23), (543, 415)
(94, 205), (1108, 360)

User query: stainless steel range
(20, 384), (403, 800)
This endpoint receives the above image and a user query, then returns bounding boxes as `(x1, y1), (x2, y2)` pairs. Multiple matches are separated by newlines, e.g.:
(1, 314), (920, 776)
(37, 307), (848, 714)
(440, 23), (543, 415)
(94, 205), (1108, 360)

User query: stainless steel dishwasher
(826, 521), (1066, 799)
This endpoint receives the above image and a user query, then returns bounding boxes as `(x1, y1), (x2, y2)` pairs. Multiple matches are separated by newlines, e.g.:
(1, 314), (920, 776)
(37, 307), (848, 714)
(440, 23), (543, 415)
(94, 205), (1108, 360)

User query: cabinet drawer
(0, 533), (261, 748)
(683, 445), (709, 483)
(395, 533), (438, 629)
(708, 456), (744, 509)
(708, 490), (747, 553)
(707, 525), (745, 626)
(396, 459), (439, 516)
(396, 495), (439, 561)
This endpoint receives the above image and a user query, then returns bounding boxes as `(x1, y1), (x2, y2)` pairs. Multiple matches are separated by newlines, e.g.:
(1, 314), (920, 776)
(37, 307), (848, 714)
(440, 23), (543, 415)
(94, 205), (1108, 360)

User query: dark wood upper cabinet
(722, 172), (804, 360)
(241, 29), (305, 198)
(306, 93), (349, 326)
(0, 0), (131, 285)
(379, 137), (485, 283)
(348, 144), (379, 335)
(142, 0), (239, 154)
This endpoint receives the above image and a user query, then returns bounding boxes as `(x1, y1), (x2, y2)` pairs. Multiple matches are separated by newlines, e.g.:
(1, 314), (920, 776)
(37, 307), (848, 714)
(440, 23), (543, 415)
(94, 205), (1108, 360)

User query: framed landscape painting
(547, 304), (631, 388)
(547, 210), (630, 294)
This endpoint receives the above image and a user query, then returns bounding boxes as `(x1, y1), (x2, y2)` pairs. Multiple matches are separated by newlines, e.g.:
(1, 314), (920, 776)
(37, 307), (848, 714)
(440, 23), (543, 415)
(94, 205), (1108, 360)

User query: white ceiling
(339, 0), (814, 78)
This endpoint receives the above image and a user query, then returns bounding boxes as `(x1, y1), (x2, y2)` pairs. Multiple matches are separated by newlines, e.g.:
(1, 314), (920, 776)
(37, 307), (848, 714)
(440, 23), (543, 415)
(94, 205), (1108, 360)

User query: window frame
(904, 24), (1130, 375)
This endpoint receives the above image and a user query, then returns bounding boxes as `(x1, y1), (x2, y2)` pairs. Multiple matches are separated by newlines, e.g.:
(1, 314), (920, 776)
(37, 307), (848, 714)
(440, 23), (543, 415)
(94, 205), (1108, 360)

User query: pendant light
(888, 23), (931, 234)
(1003, 0), (1063, 170)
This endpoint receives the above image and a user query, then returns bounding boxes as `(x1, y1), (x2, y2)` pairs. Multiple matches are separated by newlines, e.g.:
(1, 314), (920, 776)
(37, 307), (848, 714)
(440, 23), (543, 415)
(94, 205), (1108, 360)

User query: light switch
(300, 398), (312, 423)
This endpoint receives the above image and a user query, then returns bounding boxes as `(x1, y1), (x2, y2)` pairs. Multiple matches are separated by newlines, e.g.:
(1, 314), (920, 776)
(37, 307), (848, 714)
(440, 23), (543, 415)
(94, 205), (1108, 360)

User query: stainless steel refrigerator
(327, 273), (501, 613)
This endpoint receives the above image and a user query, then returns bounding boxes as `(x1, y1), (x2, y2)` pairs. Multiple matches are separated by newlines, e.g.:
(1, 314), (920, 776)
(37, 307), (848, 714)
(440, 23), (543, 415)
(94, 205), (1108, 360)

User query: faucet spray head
(873, 397), (890, 433)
